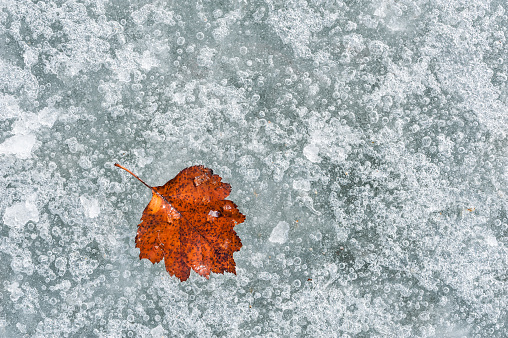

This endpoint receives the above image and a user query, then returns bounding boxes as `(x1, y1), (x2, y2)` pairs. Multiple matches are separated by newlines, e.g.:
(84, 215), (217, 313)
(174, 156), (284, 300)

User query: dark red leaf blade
(116, 164), (245, 282)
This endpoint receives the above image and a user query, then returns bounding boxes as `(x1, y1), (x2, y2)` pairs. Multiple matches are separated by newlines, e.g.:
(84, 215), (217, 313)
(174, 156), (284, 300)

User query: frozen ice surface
(0, 0), (507, 337)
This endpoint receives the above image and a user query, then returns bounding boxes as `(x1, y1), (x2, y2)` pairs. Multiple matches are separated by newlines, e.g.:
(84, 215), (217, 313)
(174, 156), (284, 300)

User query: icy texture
(0, 0), (507, 337)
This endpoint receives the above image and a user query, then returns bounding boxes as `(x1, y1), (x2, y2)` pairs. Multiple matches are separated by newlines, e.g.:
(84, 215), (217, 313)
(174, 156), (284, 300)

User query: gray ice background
(0, 0), (507, 337)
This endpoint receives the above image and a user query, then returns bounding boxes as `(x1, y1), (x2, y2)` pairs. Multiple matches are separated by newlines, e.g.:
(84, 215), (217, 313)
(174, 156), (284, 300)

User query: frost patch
(483, 234), (498, 247)
(306, 113), (361, 164)
(5, 282), (24, 302)
(269, 221), (290, 244)
(131, 4), (175, 26)
(0, 94), (21, 120)
(12, 107), (60, 135)
(80, 196), (101, 218)
(139, 50), (159, 71)
(303, 144), (321, 163)
(212, 10), (242, 42)
(197, 47), (217, 68)
(150, 325), (167, 337)
(268, 5), (333, 58)
(0, 134), (37, 159)
(293, 179), (311, 192)
(3, 197), (39, 229)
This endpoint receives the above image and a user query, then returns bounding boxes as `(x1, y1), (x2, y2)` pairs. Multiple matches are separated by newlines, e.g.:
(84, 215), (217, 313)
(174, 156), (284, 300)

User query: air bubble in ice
(54, 257), (66, 270)
(422, 136), (432, 147)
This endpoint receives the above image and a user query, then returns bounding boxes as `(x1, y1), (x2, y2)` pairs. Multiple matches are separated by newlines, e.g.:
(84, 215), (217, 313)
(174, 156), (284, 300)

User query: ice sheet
(0, 0), (506, 337)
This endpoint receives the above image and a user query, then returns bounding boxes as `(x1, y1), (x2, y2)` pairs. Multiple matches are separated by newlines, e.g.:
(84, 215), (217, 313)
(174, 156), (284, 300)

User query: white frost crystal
(0, 134), (37, 159)
(3, 198), (39, 229)
(150, 325), (167, 337)
(269, 221), (290, 244)
(303, 144), (321, 163)
(80, 196), (101, 218)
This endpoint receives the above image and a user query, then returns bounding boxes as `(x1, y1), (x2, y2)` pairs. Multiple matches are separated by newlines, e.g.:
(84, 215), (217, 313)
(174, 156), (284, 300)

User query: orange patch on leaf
(115, 163), (245, 282)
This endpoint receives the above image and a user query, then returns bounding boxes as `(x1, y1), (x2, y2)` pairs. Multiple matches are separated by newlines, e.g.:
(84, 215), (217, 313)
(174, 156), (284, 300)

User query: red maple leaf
(115, 163), (245, 281)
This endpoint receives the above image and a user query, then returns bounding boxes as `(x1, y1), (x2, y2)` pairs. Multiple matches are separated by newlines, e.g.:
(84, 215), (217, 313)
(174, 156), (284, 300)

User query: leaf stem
(114, 163), (153, 190)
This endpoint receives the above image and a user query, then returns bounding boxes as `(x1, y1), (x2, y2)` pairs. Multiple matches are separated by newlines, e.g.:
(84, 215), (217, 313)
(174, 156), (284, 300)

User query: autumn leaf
(115, 163), (245, 281)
